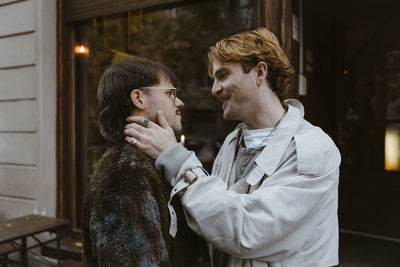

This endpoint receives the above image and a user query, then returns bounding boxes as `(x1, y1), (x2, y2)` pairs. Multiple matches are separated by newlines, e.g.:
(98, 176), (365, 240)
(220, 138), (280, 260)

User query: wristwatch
(182, 167), (203, 184)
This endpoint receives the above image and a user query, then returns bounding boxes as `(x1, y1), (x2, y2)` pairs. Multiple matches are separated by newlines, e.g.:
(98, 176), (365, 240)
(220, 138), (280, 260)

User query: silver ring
(143, 119), (149, 128)
(132, 139), (138, 146)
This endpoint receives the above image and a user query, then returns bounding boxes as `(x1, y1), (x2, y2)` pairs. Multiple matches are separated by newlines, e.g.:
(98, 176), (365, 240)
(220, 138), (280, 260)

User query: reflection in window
(74, 1), (255, 228)
(385, 124), (400, 171)
(385, 51), (400, 171)
(386, 70), (400, 121)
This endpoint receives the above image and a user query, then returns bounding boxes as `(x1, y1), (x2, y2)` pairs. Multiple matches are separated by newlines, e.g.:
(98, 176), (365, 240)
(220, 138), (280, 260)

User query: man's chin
(171, 124), (182, 136)
(223, 110), (234, 120)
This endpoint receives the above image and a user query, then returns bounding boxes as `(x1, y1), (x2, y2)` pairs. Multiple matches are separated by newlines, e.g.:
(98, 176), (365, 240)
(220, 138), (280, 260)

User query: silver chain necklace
(235, 109), (287, 181)
(240, 109), (287, 151)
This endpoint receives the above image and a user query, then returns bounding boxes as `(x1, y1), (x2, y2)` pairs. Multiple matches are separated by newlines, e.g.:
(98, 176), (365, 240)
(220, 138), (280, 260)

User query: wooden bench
(42, 236), (82, 262)
(0, 243), (19, 266)
(0, 214), (71, 266)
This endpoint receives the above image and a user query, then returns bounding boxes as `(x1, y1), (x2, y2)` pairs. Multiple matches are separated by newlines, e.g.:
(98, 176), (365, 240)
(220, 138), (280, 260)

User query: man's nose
(175, 97), (184, 108)
(211, 81), (222, 96)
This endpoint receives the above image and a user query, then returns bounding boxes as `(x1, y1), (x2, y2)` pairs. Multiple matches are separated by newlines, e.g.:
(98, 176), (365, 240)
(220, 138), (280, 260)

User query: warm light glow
(385, 126), (400, 171)
(180, 134), (185, 145)
(344, 69), (349, 75)
(74, 44), (89, 55)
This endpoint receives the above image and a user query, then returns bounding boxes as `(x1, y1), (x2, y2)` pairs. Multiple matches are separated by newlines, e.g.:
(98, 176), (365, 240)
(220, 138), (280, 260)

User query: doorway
(302, 0), (400, 239)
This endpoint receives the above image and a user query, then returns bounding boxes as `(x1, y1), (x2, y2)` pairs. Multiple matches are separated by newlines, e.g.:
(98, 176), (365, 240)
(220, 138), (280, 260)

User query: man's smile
(217, 94), (229, 103)
(217, 95), (230, 110)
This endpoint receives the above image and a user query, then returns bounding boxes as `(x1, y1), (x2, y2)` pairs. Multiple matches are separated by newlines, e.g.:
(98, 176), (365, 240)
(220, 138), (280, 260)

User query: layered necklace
(235, 109), (287, 182)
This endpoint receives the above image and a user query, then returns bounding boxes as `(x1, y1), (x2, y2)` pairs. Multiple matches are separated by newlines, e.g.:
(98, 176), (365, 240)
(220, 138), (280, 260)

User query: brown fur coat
(82, 143), (209, 267)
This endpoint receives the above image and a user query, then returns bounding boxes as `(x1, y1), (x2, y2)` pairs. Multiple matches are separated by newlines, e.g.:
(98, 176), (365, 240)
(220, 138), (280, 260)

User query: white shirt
(243, 127), (274, 149)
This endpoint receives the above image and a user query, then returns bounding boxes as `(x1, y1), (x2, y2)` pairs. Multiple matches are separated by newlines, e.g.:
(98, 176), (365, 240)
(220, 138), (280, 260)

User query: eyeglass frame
(136, 86), (177, 103)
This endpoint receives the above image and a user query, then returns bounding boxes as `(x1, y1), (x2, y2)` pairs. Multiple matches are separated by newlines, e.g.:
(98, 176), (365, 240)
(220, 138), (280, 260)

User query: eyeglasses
(137, 87), (177, 103)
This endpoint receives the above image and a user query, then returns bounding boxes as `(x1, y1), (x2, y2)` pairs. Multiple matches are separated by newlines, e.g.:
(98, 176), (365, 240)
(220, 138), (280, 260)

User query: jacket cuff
(155, 143), (192, 184)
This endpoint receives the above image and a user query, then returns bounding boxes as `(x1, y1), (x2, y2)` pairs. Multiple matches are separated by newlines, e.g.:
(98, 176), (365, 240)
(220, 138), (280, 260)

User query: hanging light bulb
(74, 43), (89, 55)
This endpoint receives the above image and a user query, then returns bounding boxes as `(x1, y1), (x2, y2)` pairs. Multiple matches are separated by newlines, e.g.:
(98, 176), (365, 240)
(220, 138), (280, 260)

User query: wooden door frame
(256, 0), (292, 59)
(256, 0), (298, 98)
(57, 0), (76, 225)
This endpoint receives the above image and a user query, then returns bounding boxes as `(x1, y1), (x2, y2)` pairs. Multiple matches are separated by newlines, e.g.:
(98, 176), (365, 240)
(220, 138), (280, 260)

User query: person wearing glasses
(124, 28), (341, 267)
(82, 57), (208, 266)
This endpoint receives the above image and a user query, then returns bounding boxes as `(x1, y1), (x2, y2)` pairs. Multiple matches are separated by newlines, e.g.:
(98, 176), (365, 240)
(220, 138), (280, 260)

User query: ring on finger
(143, 119), (149, 128)
(132, 139), (138, 146)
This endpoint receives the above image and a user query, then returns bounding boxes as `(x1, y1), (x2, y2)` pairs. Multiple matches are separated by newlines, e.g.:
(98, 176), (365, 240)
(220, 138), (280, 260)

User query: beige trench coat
(157, 99), (341, 267)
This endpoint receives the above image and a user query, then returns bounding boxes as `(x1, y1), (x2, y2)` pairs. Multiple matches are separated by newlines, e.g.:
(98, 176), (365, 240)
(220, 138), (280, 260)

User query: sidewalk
(338, 231), (400, 266)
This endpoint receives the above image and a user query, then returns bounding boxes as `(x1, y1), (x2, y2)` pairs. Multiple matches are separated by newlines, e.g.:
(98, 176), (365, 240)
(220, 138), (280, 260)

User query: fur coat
(82, 143), (208, 267)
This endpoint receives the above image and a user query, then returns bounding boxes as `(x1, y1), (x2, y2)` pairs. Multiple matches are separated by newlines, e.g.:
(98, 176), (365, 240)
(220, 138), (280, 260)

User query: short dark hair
(97, 58), (175, 144)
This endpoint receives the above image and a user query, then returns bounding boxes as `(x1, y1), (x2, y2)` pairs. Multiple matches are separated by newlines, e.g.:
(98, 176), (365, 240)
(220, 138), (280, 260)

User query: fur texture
(82, 143), (208, 267)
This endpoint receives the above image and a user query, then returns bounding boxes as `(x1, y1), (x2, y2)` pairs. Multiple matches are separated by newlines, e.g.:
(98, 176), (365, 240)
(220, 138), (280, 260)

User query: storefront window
(74, 0), (255, 228)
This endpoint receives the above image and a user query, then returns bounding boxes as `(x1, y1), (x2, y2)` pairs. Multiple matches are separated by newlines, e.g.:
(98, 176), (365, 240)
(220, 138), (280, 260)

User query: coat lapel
(247, 99), (305, 186)
(215, 99), (305, 193)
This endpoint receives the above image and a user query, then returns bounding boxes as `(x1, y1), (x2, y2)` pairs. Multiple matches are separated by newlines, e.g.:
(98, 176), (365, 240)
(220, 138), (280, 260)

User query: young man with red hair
(125, 28), (341, 267)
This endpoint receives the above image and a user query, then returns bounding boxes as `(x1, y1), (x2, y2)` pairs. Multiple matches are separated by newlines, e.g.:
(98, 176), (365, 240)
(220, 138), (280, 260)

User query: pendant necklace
(236, 109), (287, 181)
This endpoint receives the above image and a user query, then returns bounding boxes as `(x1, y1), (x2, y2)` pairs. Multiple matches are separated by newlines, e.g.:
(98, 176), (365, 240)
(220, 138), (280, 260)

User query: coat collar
(220, 99), (305, 186)
(247, 99), (304, 185)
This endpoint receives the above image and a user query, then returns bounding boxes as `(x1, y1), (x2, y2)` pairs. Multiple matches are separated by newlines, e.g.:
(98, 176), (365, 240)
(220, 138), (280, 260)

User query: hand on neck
(132, 110), (153, 122)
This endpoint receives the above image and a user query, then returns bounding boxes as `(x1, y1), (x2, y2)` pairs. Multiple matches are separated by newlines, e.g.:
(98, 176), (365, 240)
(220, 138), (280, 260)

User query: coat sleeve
(160, 138), (340, 262)
(88, 189), (172, 266)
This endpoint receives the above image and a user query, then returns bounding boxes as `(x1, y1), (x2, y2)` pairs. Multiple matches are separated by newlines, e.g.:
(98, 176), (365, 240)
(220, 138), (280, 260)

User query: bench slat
(0, 214), (70, 243)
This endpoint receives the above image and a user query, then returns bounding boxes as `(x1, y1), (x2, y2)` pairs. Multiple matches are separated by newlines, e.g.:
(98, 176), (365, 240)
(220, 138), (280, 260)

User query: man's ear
(255, 62), (268, 86)
(130, 89), (146, 110)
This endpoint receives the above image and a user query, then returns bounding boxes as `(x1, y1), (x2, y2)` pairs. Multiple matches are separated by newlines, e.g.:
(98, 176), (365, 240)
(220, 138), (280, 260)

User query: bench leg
(2, 255), (9, 267)
(56, 229), (62, 264)
(20, 237), (27, 267)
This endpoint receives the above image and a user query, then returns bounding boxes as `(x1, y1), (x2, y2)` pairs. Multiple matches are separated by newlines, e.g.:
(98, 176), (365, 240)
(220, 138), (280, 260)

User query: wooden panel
(280, 0), (292, 57)
(0, 133), (37, 165)
(0, 100), (37, 131)
(65, 0), (184, 21)
(0, 66), (37, 100)
(0, 0), (35, 37)
(0, 196), (36, 221)
(0, 33), (36, 68)
(0, 165), (36, 199)
(35, 0), (57, 219)
(262, 0), (280, 38)
(57, 2), (76, 220)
